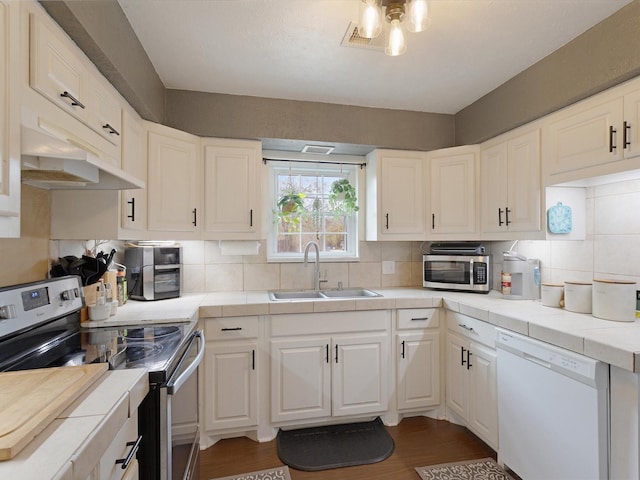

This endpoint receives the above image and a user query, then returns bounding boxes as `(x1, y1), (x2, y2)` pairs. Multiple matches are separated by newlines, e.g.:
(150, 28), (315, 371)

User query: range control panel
(0, 276), (84, 339)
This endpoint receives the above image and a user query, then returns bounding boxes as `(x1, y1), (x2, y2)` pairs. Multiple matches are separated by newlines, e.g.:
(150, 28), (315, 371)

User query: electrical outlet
(382, 261), (395, 275)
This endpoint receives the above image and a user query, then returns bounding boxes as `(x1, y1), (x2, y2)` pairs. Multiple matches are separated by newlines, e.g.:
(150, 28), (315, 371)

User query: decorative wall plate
(547, 202), (572, 234)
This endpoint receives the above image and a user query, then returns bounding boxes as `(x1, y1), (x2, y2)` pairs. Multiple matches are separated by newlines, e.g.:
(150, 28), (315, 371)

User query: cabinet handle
(505, 207), (511, 226)
(458, 323), (475, 332)
(432, 213), (435, 230)
(401, 340), (406, 359)
(624, 121), (631, 149)
(498, 208), (504, 226)
(326, 344), (329, 363)
(192, 208), (197, 227)
(461, 346), (467, 366)
(467, 350), (473, 370)
(102, 123), (120, 136)
(60, 91), (85, 109)
(335, 344), (339, 363)
(115, 435), (142, 470)
(221, 327), (242, 331)
(411, 317), (429, 321)
(249, 209), (253, 227)
(127, 197), (135, 221)
(252, 349), (255, 370)
(609, 125), (617, 153)
(385, 213), (389, 230)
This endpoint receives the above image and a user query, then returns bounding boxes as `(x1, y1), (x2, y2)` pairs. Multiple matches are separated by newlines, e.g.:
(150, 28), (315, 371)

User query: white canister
(592, 279), (637, 322)
(564, 281), (592, 314)
(541, 283), (564, 308)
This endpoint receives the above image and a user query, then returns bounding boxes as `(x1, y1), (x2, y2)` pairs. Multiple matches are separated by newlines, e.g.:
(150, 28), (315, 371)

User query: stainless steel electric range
(0, 275), (203, 480)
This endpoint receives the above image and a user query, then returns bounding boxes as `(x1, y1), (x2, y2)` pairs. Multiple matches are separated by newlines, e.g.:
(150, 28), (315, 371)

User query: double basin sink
(268, 288), (382, 301)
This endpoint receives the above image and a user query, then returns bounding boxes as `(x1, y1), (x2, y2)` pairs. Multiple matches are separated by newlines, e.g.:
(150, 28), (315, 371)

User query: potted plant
(329, 179), (359, 215)
(275, 191), (307, 225)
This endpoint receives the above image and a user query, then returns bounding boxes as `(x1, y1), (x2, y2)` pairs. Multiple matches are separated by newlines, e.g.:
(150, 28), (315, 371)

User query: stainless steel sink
(268, 291), (326, 300)
(319, 288), (382, 298)
(268, 288), (382, 301)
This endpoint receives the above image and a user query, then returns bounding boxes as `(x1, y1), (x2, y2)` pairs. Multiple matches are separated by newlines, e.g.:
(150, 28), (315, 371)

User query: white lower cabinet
(203, 317), (258, 432)
(445, 312), (498, 450)
(96, 412), (140, 480)
(395, 308), (440, 411)
(269, 311), (389, 424)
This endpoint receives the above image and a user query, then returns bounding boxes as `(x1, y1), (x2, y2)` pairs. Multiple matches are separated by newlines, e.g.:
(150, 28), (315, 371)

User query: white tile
(594, 192), (640, 235)
(381, 242), (413, 262)
(280, 263), (314, 290)
(359, 241), (381, 262)
(381, 261), (413, 287)
(205, 264), (243, 292)
(550, 240), (593, 271)
(204, 240), (242, 264)
(179, 241), (205, 265)
(182, 264), (205, 293)
(243, 263), (280, 291)
(349, 263), (381, 288)
(594, 235), (640, 277)
(319, 263), (349, 289)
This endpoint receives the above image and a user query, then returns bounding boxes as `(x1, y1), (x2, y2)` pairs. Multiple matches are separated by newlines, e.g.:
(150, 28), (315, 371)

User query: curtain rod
(262, 157), (366, 169)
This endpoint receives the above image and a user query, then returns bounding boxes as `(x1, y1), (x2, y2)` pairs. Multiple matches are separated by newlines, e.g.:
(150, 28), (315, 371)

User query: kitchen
(2, 1), (640, 479)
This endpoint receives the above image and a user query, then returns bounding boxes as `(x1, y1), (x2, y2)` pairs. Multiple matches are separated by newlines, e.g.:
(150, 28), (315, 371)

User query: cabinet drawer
(447, 311), (495, 348)
(99, 411), (139, 480)
(397, 308), (439, 330)
(205, 316), (259, 339)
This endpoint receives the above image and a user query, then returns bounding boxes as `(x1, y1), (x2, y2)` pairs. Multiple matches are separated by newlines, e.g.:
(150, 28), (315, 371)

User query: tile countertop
(83, 288), (640, 372)
(0, 368), (148, 480)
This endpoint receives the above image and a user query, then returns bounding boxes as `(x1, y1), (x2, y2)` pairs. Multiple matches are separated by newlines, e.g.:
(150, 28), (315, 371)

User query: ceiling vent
(302, 145), (335, 155)
(340, 22), (385, 51)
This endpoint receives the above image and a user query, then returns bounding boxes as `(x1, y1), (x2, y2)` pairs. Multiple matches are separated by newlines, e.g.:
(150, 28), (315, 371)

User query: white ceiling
(117, 0), (631, 115)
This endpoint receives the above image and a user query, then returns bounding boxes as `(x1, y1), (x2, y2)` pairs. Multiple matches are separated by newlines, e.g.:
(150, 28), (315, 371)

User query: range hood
(20, 116), (145, 190)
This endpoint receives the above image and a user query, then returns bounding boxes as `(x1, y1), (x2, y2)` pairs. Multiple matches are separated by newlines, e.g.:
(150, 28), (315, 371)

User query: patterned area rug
(415, 458), (515, 480)
(211, 466), (291, 480)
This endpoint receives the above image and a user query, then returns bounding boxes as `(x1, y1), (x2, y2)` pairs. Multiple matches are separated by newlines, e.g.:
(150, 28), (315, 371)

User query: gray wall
(165, 90), (455, 152)
(455, 0), (640, 145)
(42, 0), (640, 149)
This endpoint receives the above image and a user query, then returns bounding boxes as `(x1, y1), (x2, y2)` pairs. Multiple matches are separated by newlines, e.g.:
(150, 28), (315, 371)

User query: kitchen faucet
(303, 241), (321, 291)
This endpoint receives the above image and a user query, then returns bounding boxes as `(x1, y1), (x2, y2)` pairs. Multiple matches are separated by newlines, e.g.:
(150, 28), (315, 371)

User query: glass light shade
(358, 0), (382, 39)
(406, 0), (431, 33)
(385, 19), (407, 56)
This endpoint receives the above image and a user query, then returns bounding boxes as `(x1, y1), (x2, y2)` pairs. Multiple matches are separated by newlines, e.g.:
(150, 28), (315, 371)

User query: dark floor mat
(276, 417), (395, 471)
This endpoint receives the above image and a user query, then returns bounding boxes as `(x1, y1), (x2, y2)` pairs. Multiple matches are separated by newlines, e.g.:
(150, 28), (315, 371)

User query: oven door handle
(167, 330), (204, 395)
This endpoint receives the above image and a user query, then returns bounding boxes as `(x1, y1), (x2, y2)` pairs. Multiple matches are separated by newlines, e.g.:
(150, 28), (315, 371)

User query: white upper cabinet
(147, 123), (202, 236)
(481, 128), (540, 237)
(120, 109), (147, 232)
(0, 1), (20, 237)
(427, 145), (479, 239)
(543, 77), (640, 186)
(365, 149), (426, 241)
(88, 78), (123, 151)
(203, 138), (262, 240)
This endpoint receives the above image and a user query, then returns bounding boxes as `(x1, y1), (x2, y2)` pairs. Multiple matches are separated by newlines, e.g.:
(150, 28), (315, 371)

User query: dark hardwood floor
(200, 416), (496, 480)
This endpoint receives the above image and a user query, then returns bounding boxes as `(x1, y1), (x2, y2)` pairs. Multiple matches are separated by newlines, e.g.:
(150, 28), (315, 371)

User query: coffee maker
(501, 251), (540, 300)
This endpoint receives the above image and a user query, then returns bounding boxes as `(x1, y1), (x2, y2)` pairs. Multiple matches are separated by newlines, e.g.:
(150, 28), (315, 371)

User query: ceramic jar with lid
(592, 279), (637, 322)
(564, 281), (592, 314)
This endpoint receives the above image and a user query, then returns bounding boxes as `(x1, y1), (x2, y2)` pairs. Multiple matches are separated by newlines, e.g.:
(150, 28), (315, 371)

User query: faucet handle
(337, 281), (343, 291)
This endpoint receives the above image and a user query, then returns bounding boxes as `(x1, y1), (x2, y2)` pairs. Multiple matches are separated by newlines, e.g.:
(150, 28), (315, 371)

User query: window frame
(266, 160), (360, 262)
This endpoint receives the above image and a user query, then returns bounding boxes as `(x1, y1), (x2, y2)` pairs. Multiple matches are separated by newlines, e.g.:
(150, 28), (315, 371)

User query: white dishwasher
(496, 328), (609, 480)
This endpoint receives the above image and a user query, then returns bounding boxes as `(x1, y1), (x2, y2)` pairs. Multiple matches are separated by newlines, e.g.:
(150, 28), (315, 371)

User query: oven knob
(60, 290), (71, 301)
(0, 304), (16, 319)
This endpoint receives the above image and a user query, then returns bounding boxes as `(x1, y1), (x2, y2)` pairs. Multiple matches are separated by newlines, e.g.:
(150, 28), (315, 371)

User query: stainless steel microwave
(423, 254), (491, 293)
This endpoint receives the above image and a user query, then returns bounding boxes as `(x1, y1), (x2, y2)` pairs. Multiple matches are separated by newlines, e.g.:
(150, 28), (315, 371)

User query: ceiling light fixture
(358, 0), (430, 56)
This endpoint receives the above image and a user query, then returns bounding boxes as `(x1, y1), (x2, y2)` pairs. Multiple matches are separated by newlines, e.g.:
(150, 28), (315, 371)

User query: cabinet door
(203, 141), (261, 239)
(380, 154), (425, 237)
(29, 13), (89, 122)
(480, 142), (508, 234)
(624, 88), (640, 159)
(88, 79), (122, 150)
(445, 332), (468, 420)
(120, 110), (147, 231)
(545, 97), (624, 176)
(506, 129), (540, 232)
(147, 130), (201, 233)
(204, 341), (257, 431)
(468, 342), (498, 449)
(270, 337), (331, 422)
(0, 1), (19, 237)
(332, 333), (389, 417)
(429, 151), (477, 235)
(397, 331), (440, 410)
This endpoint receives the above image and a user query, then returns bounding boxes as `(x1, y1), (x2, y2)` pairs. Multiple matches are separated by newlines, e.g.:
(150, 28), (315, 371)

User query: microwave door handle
(469, 260), (474, 286)
(167, 330), (204, 395)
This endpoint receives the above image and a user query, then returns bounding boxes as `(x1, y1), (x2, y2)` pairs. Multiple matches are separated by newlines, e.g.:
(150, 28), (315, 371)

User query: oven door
(161, 330), (204, 480)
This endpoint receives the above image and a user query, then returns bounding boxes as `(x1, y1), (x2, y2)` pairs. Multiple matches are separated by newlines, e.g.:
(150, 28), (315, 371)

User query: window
(267, 162), (359, 261)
